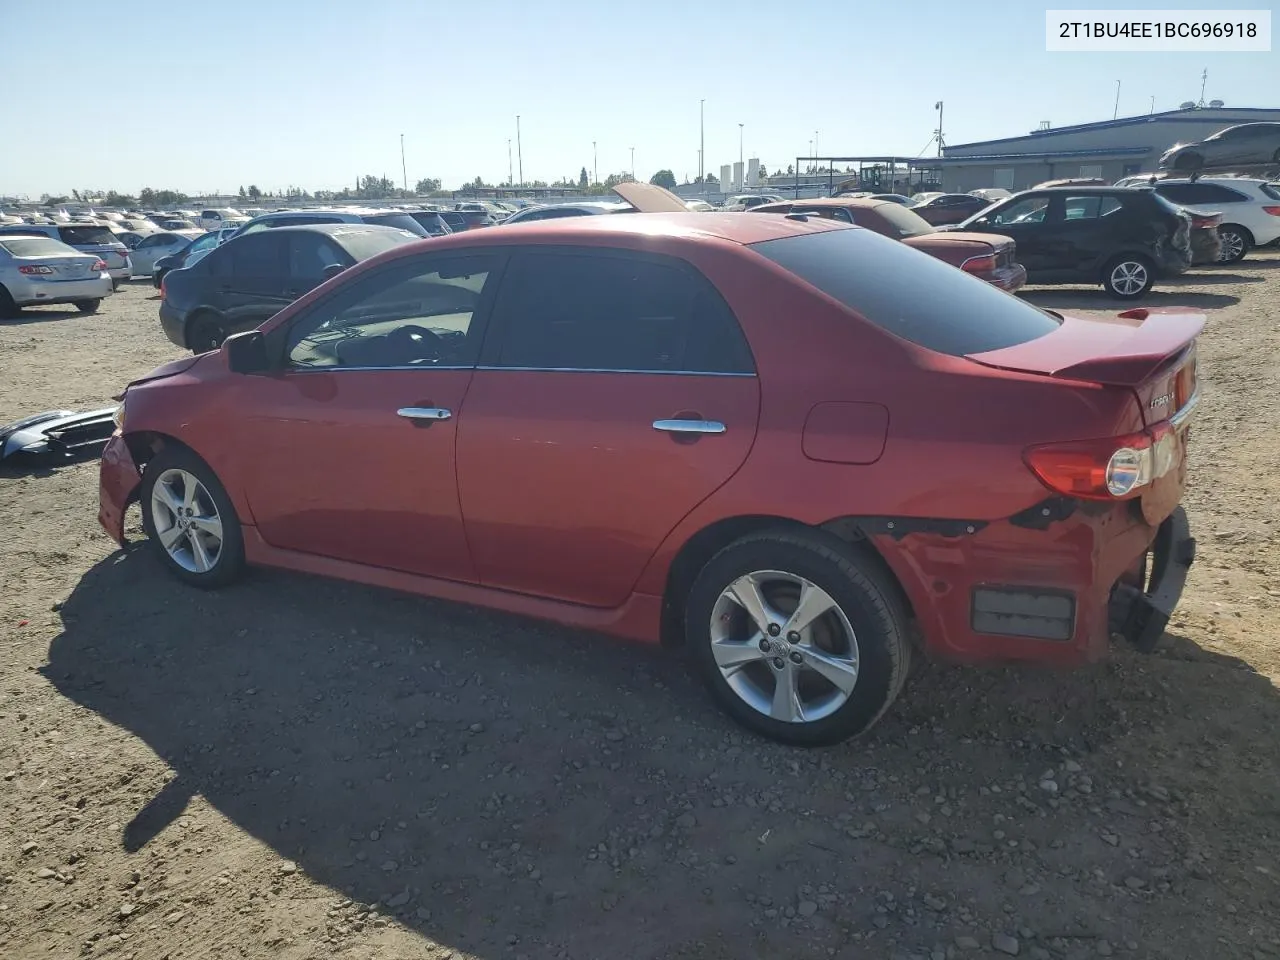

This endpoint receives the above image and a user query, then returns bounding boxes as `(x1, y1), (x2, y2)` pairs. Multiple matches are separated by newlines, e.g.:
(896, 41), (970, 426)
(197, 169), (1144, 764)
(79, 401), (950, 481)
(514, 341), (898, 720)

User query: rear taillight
(960, 254), (997, 275)
(18, 265), (54, 275)
(1262, 206), (1280, 216)
(91, 259), (107, 271)
(1190, 215), (1221, 229)
(160, 276), (167, 299)
(1024, 423), (1177, 501)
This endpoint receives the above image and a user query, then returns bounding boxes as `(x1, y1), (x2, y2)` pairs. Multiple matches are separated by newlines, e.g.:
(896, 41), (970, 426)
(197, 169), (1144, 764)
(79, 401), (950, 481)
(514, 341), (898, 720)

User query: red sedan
(750, 197), (1027, 291)
(99, 213), (1200, 745)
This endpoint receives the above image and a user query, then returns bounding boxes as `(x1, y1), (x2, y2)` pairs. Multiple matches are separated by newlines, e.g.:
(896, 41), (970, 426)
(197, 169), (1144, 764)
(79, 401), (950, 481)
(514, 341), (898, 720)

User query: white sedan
(127, 230), (205, 277)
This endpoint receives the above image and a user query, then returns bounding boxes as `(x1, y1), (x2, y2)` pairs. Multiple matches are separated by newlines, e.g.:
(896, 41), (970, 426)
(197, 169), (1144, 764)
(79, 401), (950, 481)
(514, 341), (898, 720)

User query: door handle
(397, 407), (452, 421)
(652, 419), (725, 435)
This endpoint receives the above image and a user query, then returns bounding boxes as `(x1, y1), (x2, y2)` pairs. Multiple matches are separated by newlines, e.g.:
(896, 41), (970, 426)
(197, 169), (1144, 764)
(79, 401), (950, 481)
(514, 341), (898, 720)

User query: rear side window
(1061, 195), (1124, 219)
(752, 228), (1060, 356)
(223, 233), (286, 275)
(361, 213), (428, 237)
(1157, 183), (1247, 204)
(491, 252), (755, 374)
(58, 225), (116, 245)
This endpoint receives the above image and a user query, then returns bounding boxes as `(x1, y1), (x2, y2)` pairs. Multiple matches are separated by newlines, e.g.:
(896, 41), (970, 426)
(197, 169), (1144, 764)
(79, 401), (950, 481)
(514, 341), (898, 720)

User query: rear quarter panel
(901, 235), (988, 267)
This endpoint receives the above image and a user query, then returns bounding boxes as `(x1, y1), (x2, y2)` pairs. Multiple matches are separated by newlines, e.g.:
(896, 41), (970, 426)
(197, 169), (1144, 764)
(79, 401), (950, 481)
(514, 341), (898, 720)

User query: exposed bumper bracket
(1111, 506), (1196, 653)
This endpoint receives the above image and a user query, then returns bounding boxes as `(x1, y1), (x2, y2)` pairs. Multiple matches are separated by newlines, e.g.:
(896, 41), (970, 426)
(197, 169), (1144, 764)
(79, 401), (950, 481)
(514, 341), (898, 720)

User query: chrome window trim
(284, 364), (476, 373)
(475, 365), (757, 377)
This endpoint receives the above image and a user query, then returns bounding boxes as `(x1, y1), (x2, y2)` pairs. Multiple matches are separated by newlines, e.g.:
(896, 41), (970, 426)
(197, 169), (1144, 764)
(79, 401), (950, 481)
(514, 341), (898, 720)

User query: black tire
(139, 445), (245, 589)
(111, 280), (121, 292)
(0, 286), (18, 319)
(153, 269), (167, 289)
(186, 311), (227, 353)
(684, 529), (910, 746)
(1216, 224), (1252, 264)
(1101, 254), (1155, 299)
(75, 299), (101, 314)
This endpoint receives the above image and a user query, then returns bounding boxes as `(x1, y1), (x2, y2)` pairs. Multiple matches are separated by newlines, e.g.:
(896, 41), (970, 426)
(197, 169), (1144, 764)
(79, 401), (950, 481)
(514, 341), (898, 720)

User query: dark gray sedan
(1159, 122), (1280, 173)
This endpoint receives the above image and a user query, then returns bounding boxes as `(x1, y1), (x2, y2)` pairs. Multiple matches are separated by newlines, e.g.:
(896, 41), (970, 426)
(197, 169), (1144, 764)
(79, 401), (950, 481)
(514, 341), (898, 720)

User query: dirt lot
(2, 264), (1279, 960)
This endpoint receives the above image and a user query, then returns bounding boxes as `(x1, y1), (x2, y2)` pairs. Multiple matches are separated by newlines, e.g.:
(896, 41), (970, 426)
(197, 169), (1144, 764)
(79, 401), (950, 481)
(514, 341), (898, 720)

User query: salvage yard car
(102, 212), (1200, 746)
(951, 187), (1192, 299)
(748, 197), (1027, 291)
(0, 235), (112, 316)
(0, 222), (132, 288)
(159, 224), (422, 352)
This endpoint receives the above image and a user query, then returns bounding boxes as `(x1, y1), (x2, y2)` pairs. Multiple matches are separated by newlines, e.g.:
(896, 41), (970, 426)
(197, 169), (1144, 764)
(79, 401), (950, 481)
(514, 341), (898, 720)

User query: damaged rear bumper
(98, 433), (142, 546)
(1108, 506), (1196, 652)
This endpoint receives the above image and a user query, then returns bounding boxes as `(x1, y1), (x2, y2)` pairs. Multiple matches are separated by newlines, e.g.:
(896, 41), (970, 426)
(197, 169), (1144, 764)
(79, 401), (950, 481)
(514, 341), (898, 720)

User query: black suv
(954, 187), (1191, 299)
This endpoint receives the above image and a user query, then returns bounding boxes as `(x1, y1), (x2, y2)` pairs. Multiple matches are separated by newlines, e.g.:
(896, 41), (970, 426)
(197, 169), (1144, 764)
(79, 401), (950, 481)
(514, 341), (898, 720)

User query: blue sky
(0, 0), (1274, 197)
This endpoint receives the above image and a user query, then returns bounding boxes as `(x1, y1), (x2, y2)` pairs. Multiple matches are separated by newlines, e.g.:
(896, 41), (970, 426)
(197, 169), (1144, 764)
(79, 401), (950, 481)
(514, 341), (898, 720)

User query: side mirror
(322, 263), (346, 281)
(224, 330), (270, 374)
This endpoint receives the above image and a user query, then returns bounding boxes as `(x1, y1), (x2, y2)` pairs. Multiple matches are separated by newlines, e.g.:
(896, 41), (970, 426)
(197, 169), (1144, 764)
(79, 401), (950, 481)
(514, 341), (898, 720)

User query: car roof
(1020, 186), (1132, 194)
(237, 223), (414, 238)
(422, 211), (847, 247)
(757, 197), (889, 210)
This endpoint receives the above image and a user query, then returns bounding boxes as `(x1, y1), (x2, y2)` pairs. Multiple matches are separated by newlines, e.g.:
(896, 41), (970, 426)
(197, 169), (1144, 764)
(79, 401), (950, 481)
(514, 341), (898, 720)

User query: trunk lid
(967, 309), (1202, 428)
(611, 181), (690, 213)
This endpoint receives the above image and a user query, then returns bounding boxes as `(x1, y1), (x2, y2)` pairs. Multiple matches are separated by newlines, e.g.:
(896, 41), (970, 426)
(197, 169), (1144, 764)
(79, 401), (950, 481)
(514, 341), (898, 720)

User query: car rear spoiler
(966, 310), (1204, 387)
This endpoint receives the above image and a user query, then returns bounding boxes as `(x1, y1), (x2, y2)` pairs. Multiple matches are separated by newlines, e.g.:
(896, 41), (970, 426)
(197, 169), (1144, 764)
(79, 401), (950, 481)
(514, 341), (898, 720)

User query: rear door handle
(398, 407), (452, 421)
(652, 419), (725, 435)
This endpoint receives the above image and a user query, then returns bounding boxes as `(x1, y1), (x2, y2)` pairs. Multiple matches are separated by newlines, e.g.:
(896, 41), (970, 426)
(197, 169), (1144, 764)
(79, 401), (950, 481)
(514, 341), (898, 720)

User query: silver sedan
(0, 235), (113, 317)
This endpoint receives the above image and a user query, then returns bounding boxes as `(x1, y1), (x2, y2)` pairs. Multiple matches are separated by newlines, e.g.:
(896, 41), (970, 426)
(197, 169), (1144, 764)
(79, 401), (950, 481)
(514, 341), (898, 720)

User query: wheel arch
(659, 513), (916, 647)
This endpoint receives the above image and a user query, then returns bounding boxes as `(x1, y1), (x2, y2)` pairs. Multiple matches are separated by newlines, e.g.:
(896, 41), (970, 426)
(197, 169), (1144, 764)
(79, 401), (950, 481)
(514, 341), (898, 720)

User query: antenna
(1198, 68), (1208, 107)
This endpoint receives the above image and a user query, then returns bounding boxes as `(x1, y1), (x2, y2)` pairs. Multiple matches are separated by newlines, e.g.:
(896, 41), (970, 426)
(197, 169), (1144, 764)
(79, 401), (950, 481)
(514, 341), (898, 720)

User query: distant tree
(472, 176), (489, 189)
(244, 185), (261, 200)
(578, 167), (589, 189)
(649, 169), (677, 189)
(705, 172), (719, 185)
(758, 164), (768, 179)
(238, 185), (247, 198)
(602, 172), (634, 189)
(139, 187), (190, 207)
(41, 194), (70, 206)
(529, 180), (549, 188)
(72, 189), (83, 201)
(415, 177), (441, 194)
(104, 191), (136, 207)
(785, 164), (794, 176)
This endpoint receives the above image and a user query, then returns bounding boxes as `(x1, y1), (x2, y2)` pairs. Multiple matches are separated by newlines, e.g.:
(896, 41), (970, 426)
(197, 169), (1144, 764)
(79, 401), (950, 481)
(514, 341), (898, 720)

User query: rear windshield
(0, 237), (76, 257)
(333, 229), (421, 261)
(360, 213), (428, 237)
(866, 202), (933, 239)
(58, 225), (117, 245)
(752, 227), (1060, 356)
(1262, 182), (1280, 201)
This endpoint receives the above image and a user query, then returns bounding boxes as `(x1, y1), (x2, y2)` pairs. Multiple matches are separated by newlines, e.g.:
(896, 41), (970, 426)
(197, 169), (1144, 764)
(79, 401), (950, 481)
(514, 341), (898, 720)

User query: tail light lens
(960, 254), (997, 275)
(18, 265), (55, 275)
(160, 275), (167, 299)
(1262, 206), (1280, 216)
(1190, 215), (1221, 229)
(91, 259), (107, 271)
(1024, 423), (1177, 501)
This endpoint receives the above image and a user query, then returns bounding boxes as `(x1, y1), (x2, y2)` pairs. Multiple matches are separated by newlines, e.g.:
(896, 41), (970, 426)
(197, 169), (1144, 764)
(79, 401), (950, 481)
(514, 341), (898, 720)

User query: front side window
(285, 254), (498, 369)
(490, 252), (755, 375)
(288, 234), (348, 281)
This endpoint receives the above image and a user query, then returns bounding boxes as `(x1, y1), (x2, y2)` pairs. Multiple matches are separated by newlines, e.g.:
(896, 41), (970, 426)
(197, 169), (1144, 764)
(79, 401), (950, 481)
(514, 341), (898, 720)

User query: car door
(966, 194), (1059, 277)
(455, 248), (761, 608)
(130, 233), (170, 274)
(1050, 193), (1123, 277)
(233, 251), (504, 580)
(216, 231), (290, 334)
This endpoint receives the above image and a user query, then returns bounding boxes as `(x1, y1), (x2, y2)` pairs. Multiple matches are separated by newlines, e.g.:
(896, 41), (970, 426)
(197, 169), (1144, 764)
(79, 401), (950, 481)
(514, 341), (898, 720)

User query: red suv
(100, 213), (1199, 745)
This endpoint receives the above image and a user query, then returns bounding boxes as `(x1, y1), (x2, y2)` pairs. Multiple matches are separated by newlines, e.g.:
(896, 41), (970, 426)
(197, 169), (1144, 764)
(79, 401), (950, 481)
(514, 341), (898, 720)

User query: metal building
(937, 106), (1280, 192)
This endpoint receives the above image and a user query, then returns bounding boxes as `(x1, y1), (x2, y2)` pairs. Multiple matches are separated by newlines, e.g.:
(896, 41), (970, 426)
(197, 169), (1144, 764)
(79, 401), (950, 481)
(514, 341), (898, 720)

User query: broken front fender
(98, 434), (142, 546)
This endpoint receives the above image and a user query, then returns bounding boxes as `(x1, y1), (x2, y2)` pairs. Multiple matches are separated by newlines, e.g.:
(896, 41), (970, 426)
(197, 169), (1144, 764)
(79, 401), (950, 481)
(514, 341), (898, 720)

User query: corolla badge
(1149, 392), (1174, 410)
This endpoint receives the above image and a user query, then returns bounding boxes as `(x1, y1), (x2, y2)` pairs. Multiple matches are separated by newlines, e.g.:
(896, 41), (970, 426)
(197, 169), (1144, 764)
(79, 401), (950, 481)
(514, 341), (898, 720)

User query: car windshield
(0, 237), (77, 257)
(59, 225), (116, 245)
(751, 227), (1061, 356)
(361, 213), (428, 237)
(333, 229), (421, 261)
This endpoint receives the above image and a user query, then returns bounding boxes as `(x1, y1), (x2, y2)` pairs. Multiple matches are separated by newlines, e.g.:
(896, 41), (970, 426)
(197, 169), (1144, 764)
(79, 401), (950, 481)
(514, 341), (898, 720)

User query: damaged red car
(100, 211), (1199, 746)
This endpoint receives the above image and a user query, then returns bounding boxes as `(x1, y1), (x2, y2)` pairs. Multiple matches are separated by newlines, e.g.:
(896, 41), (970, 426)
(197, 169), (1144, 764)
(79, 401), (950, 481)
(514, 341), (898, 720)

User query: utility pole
(1198, 68), (1208, 106)
(516, 115), (523, 188)
(935, 101), (945, 157)
(1150, 95), (1156, 114)
(593, 140), (598, 186)
(739, 123), (744, 170)
(400, 133), (407, 193)
(814, 130), (819, 160)
(1113, 80), (1121, 120)
(699, 99), (705, 184)
(630, 146), (635, 180)
(508, 139), (513, 187)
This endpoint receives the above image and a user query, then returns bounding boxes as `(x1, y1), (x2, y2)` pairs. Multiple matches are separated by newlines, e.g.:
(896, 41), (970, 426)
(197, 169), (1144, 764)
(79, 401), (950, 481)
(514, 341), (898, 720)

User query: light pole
(935, 101), (945, 157)
(630, 146), (635, 180)
(516, 115), (523, 188)
(508, 139), (513, 187)
(814, 130), (819, 164)
(400, 133), (407, 193)
(593, 140), (598, 186)
(699, 99), (705, 184)
(738, 123), (744, 170)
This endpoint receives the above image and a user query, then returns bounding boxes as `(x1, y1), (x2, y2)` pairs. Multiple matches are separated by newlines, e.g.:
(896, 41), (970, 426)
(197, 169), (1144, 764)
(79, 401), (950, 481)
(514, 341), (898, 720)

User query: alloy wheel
(709, 570), (860, 723)
(149, 468), (224, 573)
(1218, 231), (1245, 262)
(1109, 260), (1148, 296)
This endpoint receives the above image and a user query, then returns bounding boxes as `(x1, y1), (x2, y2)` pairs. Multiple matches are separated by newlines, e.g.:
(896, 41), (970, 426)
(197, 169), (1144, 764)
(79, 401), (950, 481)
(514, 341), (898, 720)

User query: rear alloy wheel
(1216, 225), (1251, 264)
(686, 531), (910, 746)
(74, 299), (101, 314)
(1102, 255), (1154, 299)
(140, 447), (244, 588)
(186, 312), (226, 353)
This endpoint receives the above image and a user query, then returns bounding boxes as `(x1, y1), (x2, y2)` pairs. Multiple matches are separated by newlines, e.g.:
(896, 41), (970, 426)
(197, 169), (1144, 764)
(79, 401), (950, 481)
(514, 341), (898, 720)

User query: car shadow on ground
(42, 547), (1280, 959)
(1, 306), (84, 325)
(1019, 288), (1239, 310)
(1165, 272), (1262, 286)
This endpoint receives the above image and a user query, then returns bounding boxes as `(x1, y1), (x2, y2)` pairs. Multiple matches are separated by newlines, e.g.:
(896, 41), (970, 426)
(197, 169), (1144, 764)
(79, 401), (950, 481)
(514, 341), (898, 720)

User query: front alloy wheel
(150, 468), (224, 574)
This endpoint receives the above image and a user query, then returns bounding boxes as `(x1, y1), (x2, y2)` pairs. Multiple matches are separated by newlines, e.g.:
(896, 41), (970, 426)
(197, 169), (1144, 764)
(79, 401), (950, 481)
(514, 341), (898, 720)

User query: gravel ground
(2, 263), (1279, 960)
